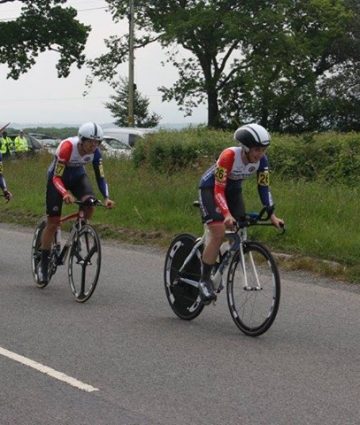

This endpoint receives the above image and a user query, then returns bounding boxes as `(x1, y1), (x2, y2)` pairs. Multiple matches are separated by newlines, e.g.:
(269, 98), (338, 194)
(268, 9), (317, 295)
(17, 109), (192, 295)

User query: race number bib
(257, 171), (270, 186)
(215, 166), (227, 184)
(55, 162), (65, 177)
(98, 162), (105, 178)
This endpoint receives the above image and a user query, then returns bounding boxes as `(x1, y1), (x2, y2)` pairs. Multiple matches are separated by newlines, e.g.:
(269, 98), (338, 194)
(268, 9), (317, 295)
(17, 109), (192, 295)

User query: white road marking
(0, 346), (99, 392)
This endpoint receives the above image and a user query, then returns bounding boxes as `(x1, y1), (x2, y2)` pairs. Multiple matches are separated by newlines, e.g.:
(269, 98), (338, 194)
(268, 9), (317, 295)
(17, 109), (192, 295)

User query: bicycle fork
(239, 242), (262, 291)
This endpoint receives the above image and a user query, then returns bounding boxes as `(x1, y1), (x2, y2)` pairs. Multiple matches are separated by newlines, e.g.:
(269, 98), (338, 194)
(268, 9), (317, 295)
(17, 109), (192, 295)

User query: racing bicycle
(164, 203), (285, 337)
(31, 198), (104, 303)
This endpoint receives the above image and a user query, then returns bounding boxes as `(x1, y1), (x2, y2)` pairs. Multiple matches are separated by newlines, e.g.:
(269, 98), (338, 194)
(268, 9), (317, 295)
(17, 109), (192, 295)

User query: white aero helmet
(78, 122), (104, 142)
(234, 123), (271, 152)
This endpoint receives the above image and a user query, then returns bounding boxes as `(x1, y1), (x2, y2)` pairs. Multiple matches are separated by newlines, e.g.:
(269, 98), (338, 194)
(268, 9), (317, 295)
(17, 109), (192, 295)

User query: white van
(103, 127), (158, 147)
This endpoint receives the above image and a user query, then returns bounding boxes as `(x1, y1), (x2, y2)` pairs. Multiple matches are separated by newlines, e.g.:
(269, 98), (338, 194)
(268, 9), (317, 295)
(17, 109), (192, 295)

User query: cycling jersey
(199, 146), (273, 217)
(47, 137), (109, 199)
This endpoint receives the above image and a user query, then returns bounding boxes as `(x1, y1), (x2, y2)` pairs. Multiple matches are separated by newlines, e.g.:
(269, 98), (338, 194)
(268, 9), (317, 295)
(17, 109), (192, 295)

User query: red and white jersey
(199, 146), (272, 217)
(55, 137), (95, 166)
(48, 136), (109, 199)
(216, 146), (263, 181)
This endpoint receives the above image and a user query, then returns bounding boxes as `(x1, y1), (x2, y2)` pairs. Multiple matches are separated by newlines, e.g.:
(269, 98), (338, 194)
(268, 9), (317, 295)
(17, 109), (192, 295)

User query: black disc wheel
(68, 224), (101, 303)
(164, 233), (204, 320)
(226, 241), (281, 337)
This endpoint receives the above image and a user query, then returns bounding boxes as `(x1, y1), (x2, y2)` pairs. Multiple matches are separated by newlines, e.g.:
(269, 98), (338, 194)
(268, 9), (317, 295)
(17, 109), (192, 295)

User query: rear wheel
(68, 224), (101, 303)
(164, 234), (204, 320)
(226, 241), (280, 337)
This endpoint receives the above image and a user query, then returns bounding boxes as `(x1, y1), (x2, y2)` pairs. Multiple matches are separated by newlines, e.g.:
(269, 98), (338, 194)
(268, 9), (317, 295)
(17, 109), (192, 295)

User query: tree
(87, 0), (251, 128)
(0, 0), (90, 79)
(105, 77), (161, 127)
(219, 0), (360, 132)
(88, 0), (360, 130)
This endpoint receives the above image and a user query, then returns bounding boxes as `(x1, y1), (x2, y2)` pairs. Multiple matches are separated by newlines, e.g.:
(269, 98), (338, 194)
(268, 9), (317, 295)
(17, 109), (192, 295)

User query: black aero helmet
(234, 123), (271, 152)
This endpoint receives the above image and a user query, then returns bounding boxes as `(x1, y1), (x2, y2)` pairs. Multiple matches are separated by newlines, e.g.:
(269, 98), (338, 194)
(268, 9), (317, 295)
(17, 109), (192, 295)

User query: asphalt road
(0, 223), (359, 425)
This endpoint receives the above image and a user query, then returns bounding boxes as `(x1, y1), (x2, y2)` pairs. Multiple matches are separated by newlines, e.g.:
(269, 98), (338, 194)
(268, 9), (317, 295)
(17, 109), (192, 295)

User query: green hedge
(269, 132), (360, 185)
(133, 129), (360, 185)
(132, 128), (232, 172)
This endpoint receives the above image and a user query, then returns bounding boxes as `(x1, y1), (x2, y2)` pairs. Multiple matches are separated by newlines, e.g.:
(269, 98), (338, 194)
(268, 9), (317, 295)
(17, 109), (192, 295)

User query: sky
(0, 0), (207, 127)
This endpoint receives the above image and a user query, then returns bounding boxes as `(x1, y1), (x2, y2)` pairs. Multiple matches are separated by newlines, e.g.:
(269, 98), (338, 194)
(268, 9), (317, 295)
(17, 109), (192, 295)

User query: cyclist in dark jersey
(38, 122), (115, 284)
(0, 152), (12, 202)
(198, 123), (284, 304)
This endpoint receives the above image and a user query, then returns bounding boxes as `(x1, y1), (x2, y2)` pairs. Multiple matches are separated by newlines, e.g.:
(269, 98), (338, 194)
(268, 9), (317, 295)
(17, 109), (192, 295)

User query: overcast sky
(0, 0), (207, 127)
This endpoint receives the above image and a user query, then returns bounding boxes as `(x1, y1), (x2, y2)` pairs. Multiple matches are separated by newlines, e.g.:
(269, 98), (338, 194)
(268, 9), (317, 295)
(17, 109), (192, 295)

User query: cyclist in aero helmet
(38, 122), (115, 285)
(198, 123), (284, 304)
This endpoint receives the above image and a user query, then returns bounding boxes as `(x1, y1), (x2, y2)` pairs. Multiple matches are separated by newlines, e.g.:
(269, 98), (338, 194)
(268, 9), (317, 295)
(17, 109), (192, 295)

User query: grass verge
(1, 153), (359, 283)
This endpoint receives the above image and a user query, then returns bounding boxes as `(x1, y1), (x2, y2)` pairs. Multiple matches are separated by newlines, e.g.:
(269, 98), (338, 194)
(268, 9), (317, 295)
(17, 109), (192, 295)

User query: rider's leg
(197, 222), (224, 303)
(202, 222), (225, 279)
(39, 216), (60, 283)
(72, 175), (96, 222)
(41, 216), (59, 250)
(202, 222), (225, 266)
(198, 188), (225, 303)
(39, 181), (62, 283)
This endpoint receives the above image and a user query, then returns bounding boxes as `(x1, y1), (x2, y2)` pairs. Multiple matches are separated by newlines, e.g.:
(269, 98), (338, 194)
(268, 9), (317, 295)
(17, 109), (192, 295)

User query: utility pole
(128, 0), (135, 127)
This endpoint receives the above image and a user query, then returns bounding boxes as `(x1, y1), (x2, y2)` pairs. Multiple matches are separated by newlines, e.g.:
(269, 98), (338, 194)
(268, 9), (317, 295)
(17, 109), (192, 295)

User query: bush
(132, 128), (360, 186)
(132, 128), (231, 173)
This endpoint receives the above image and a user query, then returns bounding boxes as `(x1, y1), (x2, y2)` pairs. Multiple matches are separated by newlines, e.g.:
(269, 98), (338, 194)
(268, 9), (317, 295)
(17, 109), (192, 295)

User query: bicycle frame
(55, 208), (86, 265)
(177, 218), (279, 293)
(177, 228), (241, 291)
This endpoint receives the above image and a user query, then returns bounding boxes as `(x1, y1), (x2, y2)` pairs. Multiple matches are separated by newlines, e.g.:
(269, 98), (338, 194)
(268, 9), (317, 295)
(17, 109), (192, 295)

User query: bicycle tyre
(31, 218), (51, 288)
(226, 241), (280, 337)
(68, 224), (101, 303)
(164, 233), (204, 320)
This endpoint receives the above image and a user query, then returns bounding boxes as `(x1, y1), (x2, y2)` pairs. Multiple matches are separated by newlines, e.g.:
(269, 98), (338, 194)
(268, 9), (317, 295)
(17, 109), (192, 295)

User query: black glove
(3, 190), (12, 202)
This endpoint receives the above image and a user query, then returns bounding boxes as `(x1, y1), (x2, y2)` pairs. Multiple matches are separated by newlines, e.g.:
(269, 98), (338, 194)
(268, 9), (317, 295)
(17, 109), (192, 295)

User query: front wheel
(68, 224), (101, 303)
(226, 241), (281, 337)
(164, 233), (204, 320)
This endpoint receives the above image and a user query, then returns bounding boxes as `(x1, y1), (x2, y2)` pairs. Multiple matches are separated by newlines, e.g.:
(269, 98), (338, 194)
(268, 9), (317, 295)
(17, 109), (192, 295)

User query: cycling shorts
(46, 174), (95, 217)
(198, 187), (245, 224)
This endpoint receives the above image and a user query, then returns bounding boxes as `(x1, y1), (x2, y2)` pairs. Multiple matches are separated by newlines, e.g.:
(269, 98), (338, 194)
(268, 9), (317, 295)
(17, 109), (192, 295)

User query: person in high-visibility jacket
(15, 130), (29, 154)
(0, 131), (11, 156)
(7, 134), (15, 155)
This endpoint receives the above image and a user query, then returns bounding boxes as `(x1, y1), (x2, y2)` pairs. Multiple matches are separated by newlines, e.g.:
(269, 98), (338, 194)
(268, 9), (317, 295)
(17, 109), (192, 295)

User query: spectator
(15, 130), (29, 156)
(0, 131), (12, 157)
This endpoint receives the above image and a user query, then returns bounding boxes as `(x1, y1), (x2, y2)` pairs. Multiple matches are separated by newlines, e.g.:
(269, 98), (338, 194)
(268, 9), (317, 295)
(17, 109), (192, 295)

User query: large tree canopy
(89, 0), (360, 131)
(0, 0), (90, 79)
(220, 0), (360, 131)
